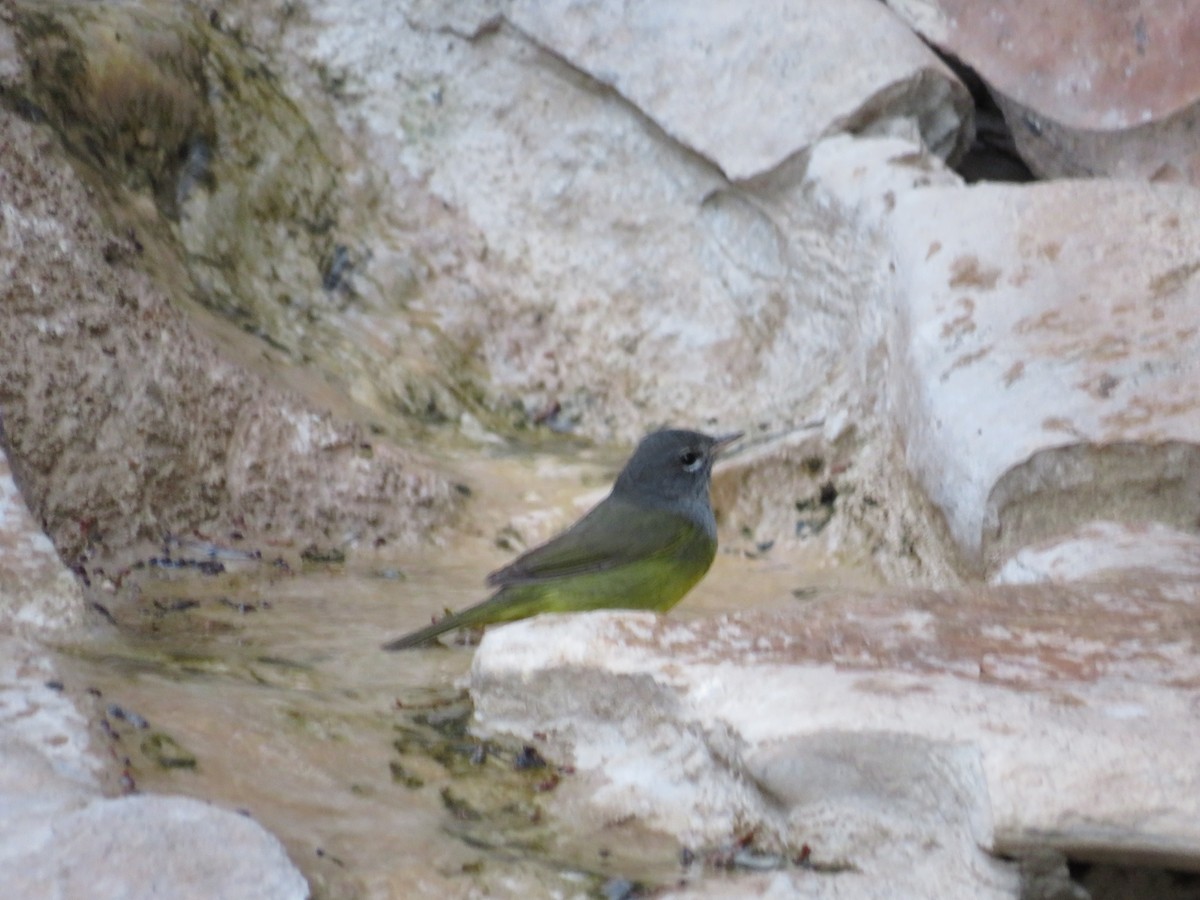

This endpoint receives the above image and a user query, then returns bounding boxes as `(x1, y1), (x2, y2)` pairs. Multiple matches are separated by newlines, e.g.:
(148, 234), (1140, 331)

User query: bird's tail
(381, 604), (488, 651)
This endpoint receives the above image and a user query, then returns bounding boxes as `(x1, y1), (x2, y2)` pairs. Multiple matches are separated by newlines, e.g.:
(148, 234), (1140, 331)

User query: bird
(382, 428), (742, 650)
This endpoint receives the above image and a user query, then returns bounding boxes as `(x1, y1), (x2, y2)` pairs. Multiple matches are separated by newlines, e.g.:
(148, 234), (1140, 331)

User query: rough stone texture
(740, 134), (974, 587)
(887, 179), (1200, 571)
(4, 0), (1200, 894)
(0, 449), (85, 636)
(9, 0), (490, 430)
(298, 3), (827, 443)
(191, 0), (969, 446)
(0, 99), (461, 563)
(993, 92), (1200, 186)
(473, 584), (1200, 895)
(506, 0), (972, 180)
(887, 0), (1200, 184)
(994, 520), (1200, 586)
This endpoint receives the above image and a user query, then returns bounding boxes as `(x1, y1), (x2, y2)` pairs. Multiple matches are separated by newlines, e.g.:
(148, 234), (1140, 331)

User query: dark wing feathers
(486, 494), (692, 587)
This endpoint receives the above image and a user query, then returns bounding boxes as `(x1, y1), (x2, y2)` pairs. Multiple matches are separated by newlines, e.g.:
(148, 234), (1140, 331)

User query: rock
(186, 1), (968, 445)
(0, 638), (100, 791)
(472, 584), (1200, 896)
(507, 0), (973, 180)
(0, 636), (308, 899)
(0, 96), (461, 563)
(993, 520), (1200, 586)
(748, 134), (971, 586)
(0, 449), (85, 637)
(886, 179), (1200, 571)
(4, 793), (308, 900)
(886, 0), (1200, 184)
(9, 1), (486, 430)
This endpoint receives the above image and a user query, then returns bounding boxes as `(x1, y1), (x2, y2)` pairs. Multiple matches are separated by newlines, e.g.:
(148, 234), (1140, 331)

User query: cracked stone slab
(508, 0), (972, 180)
(287, 1), (886, 443)
(887, 0), (1200, 183)
(471, 583), (1200, 896)
(886, 179), (1200, 570)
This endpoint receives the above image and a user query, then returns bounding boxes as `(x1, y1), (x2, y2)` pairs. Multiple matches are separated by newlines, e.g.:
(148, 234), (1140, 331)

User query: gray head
(612, 429), (742, 521)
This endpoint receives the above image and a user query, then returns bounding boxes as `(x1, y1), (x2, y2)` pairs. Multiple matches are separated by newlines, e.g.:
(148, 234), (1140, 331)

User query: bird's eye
(679, 449), (702, 471)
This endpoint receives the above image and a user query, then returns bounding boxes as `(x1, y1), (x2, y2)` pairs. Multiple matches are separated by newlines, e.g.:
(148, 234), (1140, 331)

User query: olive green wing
(487, 494), (698, 587)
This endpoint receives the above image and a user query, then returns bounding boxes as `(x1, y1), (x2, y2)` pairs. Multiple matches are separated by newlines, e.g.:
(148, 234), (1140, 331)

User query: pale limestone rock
(887, 179), (1200, 571)
(0, 451), (85, 636)
(211, 1), (970, 446)
(804, 133), (963, 220)
(472, 584), (1200, 894)
(887, 0), (1200, 184)
(4, 791), (308, 900)
(507, 0), (973, 180)
(290, 2), (859, 443)
(745, 135), (971, 586)
(993, 520), (1200, 586)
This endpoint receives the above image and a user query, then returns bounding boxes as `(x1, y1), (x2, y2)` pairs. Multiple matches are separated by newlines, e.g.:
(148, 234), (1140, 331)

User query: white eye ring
(680, 450), (703, 472)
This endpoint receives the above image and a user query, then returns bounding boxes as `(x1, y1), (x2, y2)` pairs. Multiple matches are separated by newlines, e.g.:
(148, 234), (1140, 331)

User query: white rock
(805, 132), (963, 218)
(886, 179), (1200, 570)
(0, 450), (85, 636)
(0, 639), (100, 790)
(291, 4), (851, 441)
(508, 0), (972, 180)
(472, 586), (1200, 894)
(3, 792), (308, 900)
(993, 520), (1200, 585)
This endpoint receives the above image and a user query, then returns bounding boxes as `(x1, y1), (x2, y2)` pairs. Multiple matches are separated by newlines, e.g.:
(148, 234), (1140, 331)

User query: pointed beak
(710, 431), (743, 457)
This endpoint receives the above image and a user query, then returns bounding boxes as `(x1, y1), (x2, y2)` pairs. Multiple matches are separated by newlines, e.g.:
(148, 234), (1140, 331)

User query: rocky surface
(0, 452), (85, 636)
(888, 0), (1200, 184)
(202, 0), (945, 445)
(886, 178), (1200, 572)
(474, 586), (1200, 898)
(994, 521), (1200, 586)
(506, 0), (972, 180)
(0, 85), (461, 564)
(1, 0), (1199, 896)
(1, 442), (309, 896)
(0, 626), (309, 899)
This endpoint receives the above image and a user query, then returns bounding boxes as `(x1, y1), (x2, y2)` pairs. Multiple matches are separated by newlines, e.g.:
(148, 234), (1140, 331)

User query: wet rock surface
(0, 627), (308, 899)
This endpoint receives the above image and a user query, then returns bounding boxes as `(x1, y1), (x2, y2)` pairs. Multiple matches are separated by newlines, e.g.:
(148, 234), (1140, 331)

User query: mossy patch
(14, 4), (215, 216)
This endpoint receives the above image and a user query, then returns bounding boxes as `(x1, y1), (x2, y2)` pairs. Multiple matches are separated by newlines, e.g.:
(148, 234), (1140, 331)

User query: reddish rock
(888, 0), (1200, 183)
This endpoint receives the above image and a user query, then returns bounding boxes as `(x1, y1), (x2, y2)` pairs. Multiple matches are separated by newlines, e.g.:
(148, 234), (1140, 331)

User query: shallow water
(59, 451), (880, 898)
